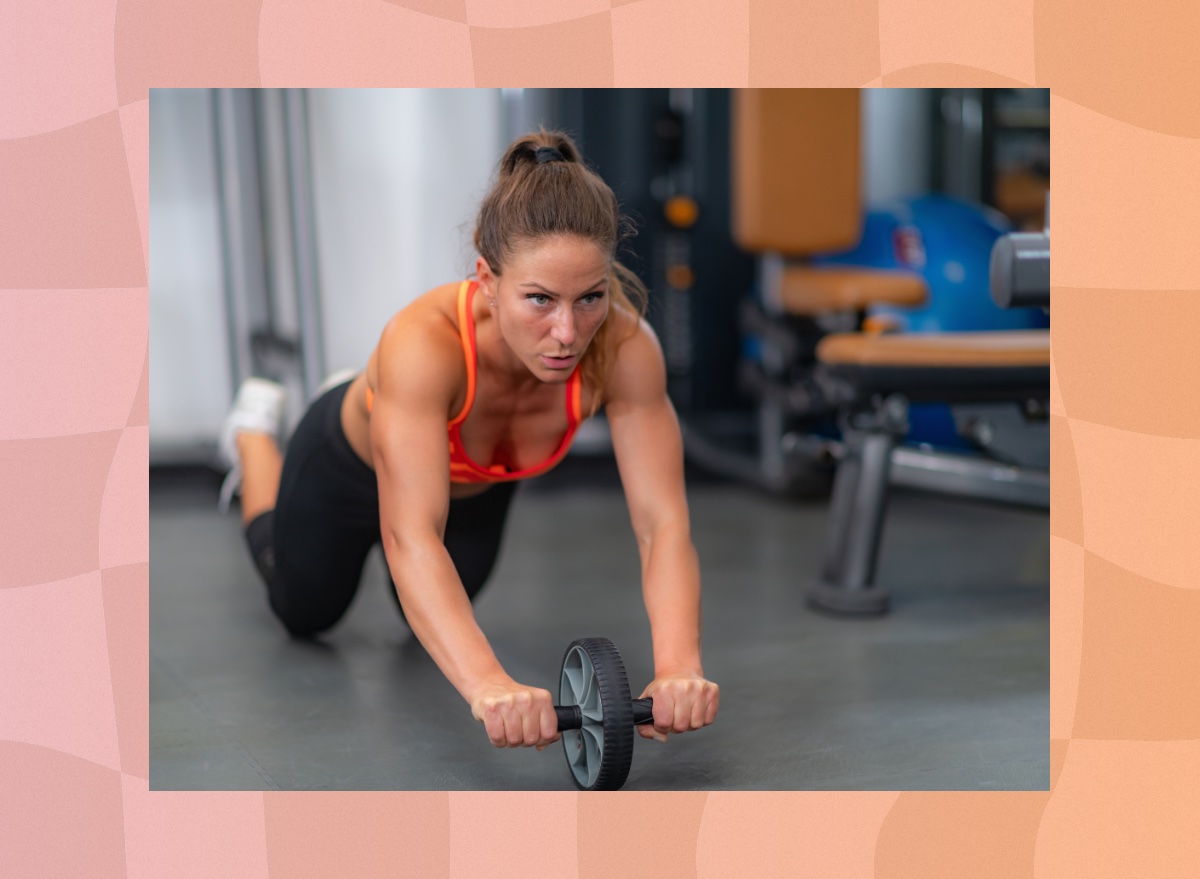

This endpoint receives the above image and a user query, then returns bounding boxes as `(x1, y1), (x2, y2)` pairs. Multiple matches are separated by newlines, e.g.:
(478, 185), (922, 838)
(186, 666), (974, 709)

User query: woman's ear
(475, 256), (498, 306)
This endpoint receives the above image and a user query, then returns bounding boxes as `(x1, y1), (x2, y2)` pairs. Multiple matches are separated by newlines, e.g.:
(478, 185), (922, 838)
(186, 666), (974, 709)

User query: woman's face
(478, 235), (611, 382)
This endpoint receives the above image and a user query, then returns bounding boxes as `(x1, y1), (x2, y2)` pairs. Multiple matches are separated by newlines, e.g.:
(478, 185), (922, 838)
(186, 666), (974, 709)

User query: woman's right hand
(469, 678), (561, 750)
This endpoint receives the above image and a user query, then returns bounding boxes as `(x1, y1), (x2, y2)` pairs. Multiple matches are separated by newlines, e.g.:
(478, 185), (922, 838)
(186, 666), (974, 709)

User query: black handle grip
(554, 705), (582, 731)
(632, 698), (654, 725)
(553, 698), (655, 731)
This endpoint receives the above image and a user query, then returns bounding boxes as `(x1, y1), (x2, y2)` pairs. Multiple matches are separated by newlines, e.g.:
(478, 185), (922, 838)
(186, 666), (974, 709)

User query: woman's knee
(266, 568), (358, 637)
(267, 592), (341, 638)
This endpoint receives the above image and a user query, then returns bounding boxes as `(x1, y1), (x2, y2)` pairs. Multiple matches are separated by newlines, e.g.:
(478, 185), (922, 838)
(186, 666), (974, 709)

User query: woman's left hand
(637, 672), (719, 742)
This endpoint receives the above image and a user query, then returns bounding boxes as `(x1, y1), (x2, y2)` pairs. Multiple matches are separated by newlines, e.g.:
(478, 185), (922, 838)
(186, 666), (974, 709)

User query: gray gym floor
(150, 457), (1049, 791)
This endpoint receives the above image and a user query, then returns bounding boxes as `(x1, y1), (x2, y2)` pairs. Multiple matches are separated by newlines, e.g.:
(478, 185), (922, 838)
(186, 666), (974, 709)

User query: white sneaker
(216, 377), (288, 513)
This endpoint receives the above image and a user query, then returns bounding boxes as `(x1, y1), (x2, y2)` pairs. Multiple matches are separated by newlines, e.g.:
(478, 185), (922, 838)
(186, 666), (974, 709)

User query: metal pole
(212, 88), (270, 393)
(282, 88), (325, 399)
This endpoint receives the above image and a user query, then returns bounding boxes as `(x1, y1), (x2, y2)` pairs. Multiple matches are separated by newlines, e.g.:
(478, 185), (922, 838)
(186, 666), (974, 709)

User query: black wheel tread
(563, 637), (635, 791)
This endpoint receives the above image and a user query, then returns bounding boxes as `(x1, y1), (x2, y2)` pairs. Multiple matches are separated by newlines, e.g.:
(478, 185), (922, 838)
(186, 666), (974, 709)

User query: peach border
(3, 0), (1198, 875)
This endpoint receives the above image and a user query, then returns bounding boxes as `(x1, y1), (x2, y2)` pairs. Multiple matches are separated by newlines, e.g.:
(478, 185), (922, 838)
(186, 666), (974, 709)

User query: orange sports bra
(365, 280), (584, 484)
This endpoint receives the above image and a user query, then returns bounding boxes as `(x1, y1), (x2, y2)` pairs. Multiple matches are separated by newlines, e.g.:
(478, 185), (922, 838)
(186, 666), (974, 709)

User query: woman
(220, 130), (719, 752)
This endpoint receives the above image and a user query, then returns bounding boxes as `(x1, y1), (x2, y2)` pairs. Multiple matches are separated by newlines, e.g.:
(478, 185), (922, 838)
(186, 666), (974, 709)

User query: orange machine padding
(816, 330), (1050, 368)
(732, 89), (861, 255)
(779, 266), (928, 315)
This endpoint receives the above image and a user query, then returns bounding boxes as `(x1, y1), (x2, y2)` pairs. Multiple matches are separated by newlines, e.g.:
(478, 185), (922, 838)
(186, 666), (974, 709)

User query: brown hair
(473, 129), (648, 412)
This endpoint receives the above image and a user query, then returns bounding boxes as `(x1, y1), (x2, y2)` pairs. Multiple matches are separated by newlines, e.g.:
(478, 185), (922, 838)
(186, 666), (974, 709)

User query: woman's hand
(470, 678), (561, 750)
(637, 672), (719, 742)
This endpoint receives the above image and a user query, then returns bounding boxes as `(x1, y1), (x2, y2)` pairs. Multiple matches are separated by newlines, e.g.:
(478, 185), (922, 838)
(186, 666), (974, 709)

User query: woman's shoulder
(599, 307), (665, 406)
(369, 282), (470, 398)
(608, 306), (661, 362)
(393, 281), (464, 325)
(378, 282), (469, 347)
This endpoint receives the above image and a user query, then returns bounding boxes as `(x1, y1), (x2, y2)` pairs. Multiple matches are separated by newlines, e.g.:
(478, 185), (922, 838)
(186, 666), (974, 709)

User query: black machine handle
(554, 698), (655, 731)
(990, 231), (1050, 309)
(990, 191), (1050, 310)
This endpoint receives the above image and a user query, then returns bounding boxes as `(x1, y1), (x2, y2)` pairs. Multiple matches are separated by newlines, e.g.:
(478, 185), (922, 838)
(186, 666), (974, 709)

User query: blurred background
(150, 87), (1048, 469)
(150, 89), (1050, 790)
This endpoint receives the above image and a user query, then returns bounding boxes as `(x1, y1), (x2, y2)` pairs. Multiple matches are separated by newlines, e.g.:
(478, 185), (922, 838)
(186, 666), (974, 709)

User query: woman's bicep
(369, 331), (457, 545)
(371, 394), (451, 544)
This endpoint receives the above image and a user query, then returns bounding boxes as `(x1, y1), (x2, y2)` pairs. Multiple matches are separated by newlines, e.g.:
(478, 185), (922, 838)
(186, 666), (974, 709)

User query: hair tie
(535, 146), (565, 164)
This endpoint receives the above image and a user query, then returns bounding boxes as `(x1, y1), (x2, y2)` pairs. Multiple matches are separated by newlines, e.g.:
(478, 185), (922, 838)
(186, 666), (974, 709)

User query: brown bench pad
(779, 266), (928, 315)
(817, 330), (1049, 367)
(815, 330), (1050, 403)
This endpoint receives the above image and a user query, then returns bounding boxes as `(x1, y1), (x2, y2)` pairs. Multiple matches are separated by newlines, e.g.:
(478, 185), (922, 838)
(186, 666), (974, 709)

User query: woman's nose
(551, 310), (576, 346)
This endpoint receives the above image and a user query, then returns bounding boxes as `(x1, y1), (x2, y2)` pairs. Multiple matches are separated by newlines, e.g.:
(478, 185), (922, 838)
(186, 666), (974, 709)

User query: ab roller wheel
(552, 637), (654, 791)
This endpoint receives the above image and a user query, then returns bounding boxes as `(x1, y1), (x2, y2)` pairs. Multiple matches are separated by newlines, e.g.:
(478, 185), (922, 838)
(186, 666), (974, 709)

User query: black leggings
(244, 379), (517, 637)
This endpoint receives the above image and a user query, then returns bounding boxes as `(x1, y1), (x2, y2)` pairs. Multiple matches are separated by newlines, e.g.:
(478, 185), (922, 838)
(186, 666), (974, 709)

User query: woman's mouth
(540, 354), (576, 369)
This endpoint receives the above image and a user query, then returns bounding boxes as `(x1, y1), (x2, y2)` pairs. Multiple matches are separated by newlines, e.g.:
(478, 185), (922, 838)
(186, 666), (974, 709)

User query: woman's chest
(457, 382), (576, 471)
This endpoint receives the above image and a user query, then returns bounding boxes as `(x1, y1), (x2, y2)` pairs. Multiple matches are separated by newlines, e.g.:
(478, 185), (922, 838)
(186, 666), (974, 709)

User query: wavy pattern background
(2, 0), (1198, 875)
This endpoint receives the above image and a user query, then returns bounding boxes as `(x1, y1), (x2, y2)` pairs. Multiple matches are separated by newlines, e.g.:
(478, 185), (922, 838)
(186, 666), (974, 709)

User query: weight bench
(730, 89), (932, 487)
(809, 330), (1050, 614)
(726, 88), (1051, 615)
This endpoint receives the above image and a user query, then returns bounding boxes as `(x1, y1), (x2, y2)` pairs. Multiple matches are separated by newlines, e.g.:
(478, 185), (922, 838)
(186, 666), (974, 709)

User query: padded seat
(780, 266), (928, 315)
(817, 330), (1050, 367)
(816, 330), (1050, 402)
(810, 328), (1050, 615)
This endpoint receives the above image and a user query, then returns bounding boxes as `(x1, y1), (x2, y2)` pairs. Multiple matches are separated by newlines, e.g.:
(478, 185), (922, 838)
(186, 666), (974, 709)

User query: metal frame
(808, 395), (909, 615)
(211, 88), (327, 444)
(212, 88), (269, 393)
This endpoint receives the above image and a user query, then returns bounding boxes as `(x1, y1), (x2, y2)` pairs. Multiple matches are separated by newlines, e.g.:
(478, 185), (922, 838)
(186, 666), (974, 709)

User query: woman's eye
(529, 294), (550, 306)
(581, 292), (604, 305)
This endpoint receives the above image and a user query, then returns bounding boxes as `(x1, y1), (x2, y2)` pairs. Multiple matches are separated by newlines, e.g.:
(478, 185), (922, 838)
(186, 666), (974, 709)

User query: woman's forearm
(382, 529), (511, 702)
(639, 523), (703, 676)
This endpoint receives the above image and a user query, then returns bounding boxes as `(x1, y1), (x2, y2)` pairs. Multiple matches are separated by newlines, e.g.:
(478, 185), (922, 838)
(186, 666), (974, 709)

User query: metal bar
(282, 88), (325, 399)
(757, 253), (788, 481)
(889, 446), (1049, 508)
(840, 432), (896, 589)
(821, 442), (861, 583)
(212, 88), (268, 392)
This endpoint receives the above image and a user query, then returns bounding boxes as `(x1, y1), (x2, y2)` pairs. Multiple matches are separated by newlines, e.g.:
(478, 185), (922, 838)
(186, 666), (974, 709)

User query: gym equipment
(813, 194), (1048, 333)
(703, 90), (1051, 516)
(552, 637), (654, 791)
(990, 194), (1050, 309)
(808, 330), (1049, 615)
(807, 209), (1052, 616)
(674, 90), (918, 497)
(811, 194), (1048, 452)
(990, 232), (1049, 308)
